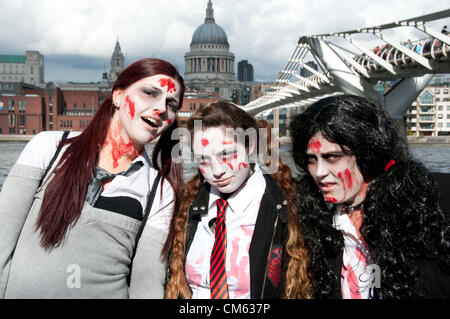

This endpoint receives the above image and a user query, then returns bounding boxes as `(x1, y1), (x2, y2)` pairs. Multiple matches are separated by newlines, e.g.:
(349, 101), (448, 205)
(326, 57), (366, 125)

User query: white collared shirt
(333, 211), (376, 299)
(16, 131), (174, 233)
(186, 164), (266, 299)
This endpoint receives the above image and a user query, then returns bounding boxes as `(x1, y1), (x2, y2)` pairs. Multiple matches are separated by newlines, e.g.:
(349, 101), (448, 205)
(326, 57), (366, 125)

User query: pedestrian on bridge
(290, 94), (449, 299)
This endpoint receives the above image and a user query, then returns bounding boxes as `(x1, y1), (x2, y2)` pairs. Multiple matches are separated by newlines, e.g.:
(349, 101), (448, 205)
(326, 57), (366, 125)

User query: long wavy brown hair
(165, 102), (311, 299)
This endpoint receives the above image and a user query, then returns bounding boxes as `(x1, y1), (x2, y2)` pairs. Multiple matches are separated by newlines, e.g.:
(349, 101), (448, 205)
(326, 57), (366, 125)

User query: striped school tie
(210, 198), (229, 299)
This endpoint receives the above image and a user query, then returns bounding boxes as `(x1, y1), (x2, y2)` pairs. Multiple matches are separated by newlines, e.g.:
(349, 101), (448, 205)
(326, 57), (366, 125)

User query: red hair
(36, 58), (185, 248)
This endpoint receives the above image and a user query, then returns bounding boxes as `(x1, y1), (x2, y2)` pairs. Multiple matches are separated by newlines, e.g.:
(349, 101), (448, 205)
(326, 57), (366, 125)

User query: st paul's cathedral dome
(184, 0), (238, 101)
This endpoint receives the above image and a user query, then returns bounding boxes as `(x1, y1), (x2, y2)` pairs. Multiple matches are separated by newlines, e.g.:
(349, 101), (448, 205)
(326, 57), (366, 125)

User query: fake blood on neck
(108, 120), (140, 168)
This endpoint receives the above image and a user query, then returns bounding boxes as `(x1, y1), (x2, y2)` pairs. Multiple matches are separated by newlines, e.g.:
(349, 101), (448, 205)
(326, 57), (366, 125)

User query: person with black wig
(290, 94), (449, 299)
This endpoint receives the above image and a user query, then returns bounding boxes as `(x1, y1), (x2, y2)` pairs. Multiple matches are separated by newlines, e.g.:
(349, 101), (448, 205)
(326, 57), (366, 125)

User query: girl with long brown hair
(291, 95), (449, 298)
(0, 58), (185, 298)
(165, 102), (311, 299)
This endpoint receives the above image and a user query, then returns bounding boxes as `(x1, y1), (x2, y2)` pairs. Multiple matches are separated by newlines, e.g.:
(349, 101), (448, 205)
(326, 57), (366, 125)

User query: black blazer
(184, 174), (289, 299)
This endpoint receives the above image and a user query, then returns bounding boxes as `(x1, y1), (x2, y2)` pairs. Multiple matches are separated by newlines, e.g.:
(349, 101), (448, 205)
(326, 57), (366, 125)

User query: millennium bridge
(244, 9), (450, 124)
(242, 9), (450, 215)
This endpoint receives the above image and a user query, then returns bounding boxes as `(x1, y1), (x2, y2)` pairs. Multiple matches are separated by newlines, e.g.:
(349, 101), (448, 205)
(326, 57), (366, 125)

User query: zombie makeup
(125, 95), (135, 120)
(158, 78), (177, 93)
(308, 137), (322, 154)
(306, 132), (365, 206)
(114, 74), (181, 147)
(193, 126), (252, 194)
(108, 119), (141, 168)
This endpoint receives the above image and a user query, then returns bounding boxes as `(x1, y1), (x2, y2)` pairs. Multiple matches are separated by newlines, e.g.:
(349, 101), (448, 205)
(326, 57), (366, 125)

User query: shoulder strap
(127, 172), (162, 286)
(38, 131), (70, 188)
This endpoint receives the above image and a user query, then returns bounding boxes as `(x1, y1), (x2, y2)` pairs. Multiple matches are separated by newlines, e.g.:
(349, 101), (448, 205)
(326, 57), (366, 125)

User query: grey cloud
(1, 0), (449, 83)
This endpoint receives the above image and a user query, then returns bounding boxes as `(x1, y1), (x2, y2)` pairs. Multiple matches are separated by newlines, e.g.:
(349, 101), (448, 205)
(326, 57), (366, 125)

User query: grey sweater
(0, 132), (170, 298)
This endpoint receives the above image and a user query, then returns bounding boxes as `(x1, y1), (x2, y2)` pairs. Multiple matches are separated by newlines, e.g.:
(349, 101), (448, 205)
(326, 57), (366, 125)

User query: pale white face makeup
(193, 126), (254, 194)
(112, 74), (181, 147)
(306, 132), (366, 206)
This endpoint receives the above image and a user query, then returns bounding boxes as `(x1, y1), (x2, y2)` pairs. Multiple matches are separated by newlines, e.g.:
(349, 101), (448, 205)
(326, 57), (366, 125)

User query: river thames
(1, 141), (449, 190)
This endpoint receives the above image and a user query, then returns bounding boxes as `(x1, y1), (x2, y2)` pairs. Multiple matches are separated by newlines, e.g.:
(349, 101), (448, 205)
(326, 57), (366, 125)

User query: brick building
(177, 91), (220, 127)
(47, 82), (108, 131)
(0, 83), (220, 135)
(0, 41), (121, 135)
(0, 83), (45, 135)
(0, 81), (109, 135)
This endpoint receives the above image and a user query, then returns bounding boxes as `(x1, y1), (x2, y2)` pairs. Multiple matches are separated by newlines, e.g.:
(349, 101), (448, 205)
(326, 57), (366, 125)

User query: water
(0, 142), (30, 191)
(409, 144), (450, 174)
(1, 141), (449, 190)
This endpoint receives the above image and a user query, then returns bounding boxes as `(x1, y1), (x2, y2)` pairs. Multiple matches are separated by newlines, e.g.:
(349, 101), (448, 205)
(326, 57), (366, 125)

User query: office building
(238, 60), (254, 82)
(0, 51), (45, 87)
(406, 85), (450, 136)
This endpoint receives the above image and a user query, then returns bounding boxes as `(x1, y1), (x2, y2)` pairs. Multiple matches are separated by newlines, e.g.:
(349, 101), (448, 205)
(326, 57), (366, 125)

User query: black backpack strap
(127, 172), (162, 286)
(38, 131), (70, 188)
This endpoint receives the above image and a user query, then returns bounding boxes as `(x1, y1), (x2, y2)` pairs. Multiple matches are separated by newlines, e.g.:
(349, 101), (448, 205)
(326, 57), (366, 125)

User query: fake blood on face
(201, 138), (209, 147)
(308, 138), (322, 154)
(158, 78), (177, 93)
(324, 196), (337, 203)
(239, 163), (248, 170)
(337, 171), (348, 200)
(344, 168), (352, 189)
(125, 95), (135, 120)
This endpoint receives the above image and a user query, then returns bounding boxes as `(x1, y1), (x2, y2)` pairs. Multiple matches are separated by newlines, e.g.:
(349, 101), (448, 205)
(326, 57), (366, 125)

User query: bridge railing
(244, 9), (450, 116)
(353, 35), (449, 73)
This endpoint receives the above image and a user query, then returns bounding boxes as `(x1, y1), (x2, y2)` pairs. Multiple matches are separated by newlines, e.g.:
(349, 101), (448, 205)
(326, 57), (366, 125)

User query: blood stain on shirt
(229, 237), (250, 299)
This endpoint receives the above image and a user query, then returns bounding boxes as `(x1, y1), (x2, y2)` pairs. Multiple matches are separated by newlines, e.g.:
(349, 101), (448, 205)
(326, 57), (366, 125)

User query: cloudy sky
(0, 0), (448, 83)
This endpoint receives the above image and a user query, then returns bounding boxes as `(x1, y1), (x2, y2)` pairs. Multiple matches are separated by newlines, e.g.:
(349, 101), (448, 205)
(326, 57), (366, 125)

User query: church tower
(110, 39), (124, 82)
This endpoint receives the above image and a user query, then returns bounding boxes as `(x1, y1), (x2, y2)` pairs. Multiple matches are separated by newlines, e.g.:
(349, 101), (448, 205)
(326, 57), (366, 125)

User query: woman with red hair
(0, 58), (185, 298)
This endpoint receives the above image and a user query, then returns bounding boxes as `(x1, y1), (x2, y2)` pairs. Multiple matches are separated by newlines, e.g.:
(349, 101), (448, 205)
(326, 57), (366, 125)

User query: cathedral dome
(190, 0), (229, 46)
(191, 22), (229, 46)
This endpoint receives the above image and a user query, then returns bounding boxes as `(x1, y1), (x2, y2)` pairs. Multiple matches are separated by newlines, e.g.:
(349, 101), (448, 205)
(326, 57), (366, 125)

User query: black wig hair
(290, 94), (449, 298)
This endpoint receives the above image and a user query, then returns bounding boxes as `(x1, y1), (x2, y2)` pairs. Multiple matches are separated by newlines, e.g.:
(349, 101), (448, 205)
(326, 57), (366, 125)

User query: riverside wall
(0, 134), (34, 141)
(1, 134), (450, 144)
(279, 136), (450, 144)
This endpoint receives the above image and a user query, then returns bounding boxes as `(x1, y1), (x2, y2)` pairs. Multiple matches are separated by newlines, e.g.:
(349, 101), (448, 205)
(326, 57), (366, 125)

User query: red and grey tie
(210, 198), (229, 299)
